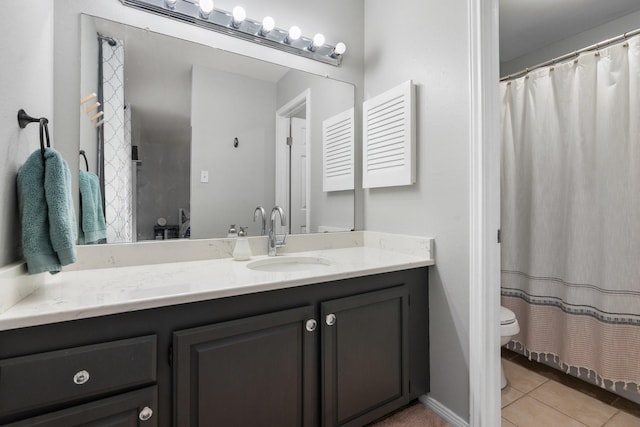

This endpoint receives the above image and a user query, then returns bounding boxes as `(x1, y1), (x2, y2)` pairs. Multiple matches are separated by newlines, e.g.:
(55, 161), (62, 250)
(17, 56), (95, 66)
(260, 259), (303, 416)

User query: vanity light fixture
(198, 0), (214, 18)
(260, 16), (275, 36)
(332, 42), (347, 57)
(285, 25), (302, 44)
(119, 0), (345, 65)
(310, 33), (325, 51)
(231, 6), (245, 28)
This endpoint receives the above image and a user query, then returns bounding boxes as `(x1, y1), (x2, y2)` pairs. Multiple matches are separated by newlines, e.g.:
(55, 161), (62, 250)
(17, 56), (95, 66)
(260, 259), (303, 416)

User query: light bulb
(199, 0), (214, 17)
(312, 33), (325, 48)
(334, 42), (347, 55)
(287, 25), (301, 42)
(261, 16), (275, 33)
(232, 6), (246, 26)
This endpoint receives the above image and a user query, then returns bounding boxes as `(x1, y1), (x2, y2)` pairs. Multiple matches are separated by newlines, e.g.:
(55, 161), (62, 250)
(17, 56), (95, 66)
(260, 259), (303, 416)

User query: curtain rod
(500, 27), (640, 82)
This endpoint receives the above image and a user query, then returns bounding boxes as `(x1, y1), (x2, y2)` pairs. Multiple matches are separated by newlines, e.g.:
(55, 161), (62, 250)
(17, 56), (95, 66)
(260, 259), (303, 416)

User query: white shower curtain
(501, 35), (640, 395)
(102, 38), (133, 243)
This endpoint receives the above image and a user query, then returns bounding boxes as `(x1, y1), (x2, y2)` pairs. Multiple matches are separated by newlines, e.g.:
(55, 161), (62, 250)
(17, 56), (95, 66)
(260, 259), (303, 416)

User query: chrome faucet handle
(253, 206), (266, 235)
(275, 232), (287, 247)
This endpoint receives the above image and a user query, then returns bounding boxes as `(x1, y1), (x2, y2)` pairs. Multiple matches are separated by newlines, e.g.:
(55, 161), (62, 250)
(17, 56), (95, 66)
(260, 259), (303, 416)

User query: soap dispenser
(227, 224), (238, 238)
(232, 227), (252, 261)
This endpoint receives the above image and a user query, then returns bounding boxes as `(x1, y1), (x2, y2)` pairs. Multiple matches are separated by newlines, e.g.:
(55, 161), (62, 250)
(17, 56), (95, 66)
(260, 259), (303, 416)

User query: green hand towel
(78, 170), (106, 244)
(17, 148), (77, 274)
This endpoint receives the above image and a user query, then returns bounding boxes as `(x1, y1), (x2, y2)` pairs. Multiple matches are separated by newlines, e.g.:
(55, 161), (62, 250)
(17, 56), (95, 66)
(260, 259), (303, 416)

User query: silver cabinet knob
(73, 370), (90, 385)
(139, 406), (153, 421)
(305, 319), (317, 332)
(326, 313), (337, 326)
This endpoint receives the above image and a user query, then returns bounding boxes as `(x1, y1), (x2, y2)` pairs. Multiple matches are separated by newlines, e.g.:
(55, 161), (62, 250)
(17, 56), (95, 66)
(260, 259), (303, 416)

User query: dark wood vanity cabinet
(4, 387), (158, 427)
(0, 336), (158, 426)
(173, 305), (317, 426)
(0, 267), (428, 427)
(322, 287), (410, 427)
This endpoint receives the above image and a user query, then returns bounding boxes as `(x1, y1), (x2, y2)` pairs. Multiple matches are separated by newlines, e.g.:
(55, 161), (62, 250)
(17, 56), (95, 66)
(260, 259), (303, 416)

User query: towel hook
(18, 109), (50, 162)
(79, 150), (89, 172)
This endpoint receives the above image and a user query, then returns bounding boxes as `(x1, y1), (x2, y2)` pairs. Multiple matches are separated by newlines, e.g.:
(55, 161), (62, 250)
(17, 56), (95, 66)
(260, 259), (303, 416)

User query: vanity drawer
(0, 335), (156, 418)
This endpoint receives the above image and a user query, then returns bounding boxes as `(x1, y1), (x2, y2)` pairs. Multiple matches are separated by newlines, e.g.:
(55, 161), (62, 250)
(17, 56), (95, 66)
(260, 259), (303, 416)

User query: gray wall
(0, 0), (53, 266)
(136, 138), (190, 241)
(501, 9), (640, 76)
(190, 65), (276, 238)
(78, 14), (98, 172)
(276, 70), (355, 233)
(364, 0), (472, 421)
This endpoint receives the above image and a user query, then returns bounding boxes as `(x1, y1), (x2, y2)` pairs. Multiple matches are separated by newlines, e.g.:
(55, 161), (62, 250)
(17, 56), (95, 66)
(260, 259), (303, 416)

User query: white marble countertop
(0, 232), (434, 331)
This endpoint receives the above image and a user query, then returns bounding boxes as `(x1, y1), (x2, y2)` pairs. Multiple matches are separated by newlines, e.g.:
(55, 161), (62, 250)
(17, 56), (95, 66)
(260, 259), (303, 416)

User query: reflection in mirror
(78, 15), (355, 244)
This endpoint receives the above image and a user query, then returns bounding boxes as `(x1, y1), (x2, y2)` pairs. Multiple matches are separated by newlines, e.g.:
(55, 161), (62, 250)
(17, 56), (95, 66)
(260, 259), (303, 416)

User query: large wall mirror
(78, 14), (355, 244)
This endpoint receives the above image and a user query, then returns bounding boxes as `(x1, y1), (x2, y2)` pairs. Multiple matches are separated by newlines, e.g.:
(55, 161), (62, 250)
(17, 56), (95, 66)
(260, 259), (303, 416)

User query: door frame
(468, 0), (501, 426)
(275, 89), (311, 233)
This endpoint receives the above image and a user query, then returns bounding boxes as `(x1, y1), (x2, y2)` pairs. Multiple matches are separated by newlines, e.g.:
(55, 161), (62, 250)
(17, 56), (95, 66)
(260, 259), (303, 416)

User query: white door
(290, 117), (307, 233)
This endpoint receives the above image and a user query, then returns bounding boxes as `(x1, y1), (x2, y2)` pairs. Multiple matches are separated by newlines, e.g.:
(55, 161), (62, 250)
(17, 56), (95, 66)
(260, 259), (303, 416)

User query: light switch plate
(200, 170), (209, 183)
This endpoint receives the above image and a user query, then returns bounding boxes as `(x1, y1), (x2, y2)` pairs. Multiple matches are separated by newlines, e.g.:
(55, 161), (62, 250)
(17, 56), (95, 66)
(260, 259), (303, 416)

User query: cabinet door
(322, 286), (409, 427)
(173, 305), (317, 427)
(5, 386), (157, 427)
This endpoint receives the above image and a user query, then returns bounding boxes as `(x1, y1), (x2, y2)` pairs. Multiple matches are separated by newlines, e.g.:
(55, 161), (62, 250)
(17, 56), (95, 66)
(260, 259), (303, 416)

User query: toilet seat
(501, 306), (516, 325)
(500, 306), (520, 338)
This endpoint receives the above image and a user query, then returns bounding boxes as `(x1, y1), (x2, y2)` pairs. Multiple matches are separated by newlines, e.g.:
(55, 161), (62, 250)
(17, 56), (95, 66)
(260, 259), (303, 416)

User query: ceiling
(500, 0), (640, 62)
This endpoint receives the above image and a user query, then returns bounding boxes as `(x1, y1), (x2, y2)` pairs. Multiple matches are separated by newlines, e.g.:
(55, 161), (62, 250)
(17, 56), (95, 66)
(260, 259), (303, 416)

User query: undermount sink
(246, 256), (331, 272)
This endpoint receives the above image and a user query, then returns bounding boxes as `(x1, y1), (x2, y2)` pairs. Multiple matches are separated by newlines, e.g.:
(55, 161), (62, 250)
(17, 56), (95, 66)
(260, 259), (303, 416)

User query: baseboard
(419, 395), (469, 427)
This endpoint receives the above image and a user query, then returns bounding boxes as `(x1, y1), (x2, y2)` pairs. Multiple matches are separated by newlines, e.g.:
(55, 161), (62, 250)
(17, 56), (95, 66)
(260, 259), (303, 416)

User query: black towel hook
(79, 150), (89, 172)
(18, 109), (50, 162)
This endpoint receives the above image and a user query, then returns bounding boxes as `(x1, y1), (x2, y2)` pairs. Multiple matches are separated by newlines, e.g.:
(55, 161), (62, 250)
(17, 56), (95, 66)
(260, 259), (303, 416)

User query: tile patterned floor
(366, 349), (640, 426)
(502, 349), (640, 427)
(369, 402), (450, 426)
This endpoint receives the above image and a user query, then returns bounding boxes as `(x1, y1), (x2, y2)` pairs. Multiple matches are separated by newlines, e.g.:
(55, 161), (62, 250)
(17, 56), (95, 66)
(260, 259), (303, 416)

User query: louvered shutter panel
(323, 107), (355, 192)
(362, 80), (415, 188)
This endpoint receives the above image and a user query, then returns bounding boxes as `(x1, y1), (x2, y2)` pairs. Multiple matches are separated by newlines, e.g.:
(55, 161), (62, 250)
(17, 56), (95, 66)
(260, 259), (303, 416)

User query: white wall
(190, 66), (276, 238)
(364, 0), (471, 421)
(501, 9), (640, 76)
(0, 1), (54, 266)
(276, 70), (355, 232)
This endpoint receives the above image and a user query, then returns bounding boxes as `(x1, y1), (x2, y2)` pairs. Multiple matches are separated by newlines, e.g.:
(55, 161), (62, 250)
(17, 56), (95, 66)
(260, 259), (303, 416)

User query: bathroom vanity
(0, 232), (433, 426)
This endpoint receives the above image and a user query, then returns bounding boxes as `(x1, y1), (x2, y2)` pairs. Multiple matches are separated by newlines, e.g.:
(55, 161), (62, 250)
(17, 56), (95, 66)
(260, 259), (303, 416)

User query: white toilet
(500, 306), (520, 389)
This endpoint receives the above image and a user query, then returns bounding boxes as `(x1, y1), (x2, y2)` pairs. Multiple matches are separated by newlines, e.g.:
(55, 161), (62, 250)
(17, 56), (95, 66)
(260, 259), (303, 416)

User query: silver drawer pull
(139, 406), (153, 421)
(305, 319), (317, 332)
(73, 370), (90, 385)
(326, 313), (337, 326)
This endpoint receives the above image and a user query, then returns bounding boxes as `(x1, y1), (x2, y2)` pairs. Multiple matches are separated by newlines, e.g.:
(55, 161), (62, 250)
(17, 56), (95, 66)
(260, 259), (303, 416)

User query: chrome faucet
(268, 206), (287, 256)
(253, 206), (266, 236)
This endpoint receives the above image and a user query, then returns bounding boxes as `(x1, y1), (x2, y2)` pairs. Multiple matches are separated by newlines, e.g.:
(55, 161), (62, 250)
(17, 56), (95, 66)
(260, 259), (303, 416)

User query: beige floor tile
(502, 359), (548, 393)
(502, 396), (588, 427)
(529, 380), (618, 427)
(604, 410), (640, 427)
(501, 385), (524, 408)
(502, 418), (517, 427)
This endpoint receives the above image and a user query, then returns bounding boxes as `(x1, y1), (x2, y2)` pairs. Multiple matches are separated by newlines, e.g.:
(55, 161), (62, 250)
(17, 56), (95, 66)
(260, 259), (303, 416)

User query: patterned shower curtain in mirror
(500, 34), (640, 398)
(101, 38), (133, 243)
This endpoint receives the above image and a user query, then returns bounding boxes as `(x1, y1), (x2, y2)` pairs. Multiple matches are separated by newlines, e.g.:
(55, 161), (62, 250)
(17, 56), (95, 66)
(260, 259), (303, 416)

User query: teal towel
(17, 148), (77, 274)
(78, 170), (106, 244)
